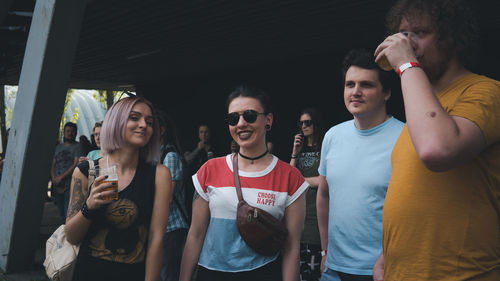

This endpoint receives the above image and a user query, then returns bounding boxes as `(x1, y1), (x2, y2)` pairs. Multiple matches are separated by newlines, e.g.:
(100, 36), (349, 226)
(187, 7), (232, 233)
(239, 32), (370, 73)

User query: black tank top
(73, 159), (156, 281)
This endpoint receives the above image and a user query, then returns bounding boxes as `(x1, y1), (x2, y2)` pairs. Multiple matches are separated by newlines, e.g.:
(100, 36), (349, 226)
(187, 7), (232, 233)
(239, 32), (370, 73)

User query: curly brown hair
(386, 0), (480, 69)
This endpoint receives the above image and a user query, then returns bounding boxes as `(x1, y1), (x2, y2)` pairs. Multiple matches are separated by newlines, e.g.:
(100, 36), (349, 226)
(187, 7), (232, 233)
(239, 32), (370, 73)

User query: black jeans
(300, 243), (322, 281)
(196, 257), (282, 281)
(161, 228), (188, 281)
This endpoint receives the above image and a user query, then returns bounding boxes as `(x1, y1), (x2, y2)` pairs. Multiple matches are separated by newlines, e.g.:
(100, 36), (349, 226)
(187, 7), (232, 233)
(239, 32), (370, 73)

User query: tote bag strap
(87, 159), (96, 192)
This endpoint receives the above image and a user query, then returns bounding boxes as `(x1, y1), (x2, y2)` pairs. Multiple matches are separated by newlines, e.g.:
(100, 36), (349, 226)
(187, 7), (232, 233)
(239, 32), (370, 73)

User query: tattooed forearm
(67, 177), (85, 219)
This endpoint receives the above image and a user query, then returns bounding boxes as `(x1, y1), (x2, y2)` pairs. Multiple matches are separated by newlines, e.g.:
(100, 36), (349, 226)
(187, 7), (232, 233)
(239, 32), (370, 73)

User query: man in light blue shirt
(317, 49), (404, 281)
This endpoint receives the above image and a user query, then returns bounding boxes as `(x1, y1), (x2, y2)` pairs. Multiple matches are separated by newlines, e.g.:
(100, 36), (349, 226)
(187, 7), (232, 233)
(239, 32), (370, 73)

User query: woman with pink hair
(65, 96), (173, 281)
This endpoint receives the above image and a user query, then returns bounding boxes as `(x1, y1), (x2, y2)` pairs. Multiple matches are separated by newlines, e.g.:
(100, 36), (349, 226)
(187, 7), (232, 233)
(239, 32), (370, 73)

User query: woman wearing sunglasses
(290, 107), (324, 281)
(180, 86), (308, 281)
(65, 97), (173, 281)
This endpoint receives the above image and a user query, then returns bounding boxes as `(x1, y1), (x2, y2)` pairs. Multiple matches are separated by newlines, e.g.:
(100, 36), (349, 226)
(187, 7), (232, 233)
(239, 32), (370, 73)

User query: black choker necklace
(238, 148), (269, 164)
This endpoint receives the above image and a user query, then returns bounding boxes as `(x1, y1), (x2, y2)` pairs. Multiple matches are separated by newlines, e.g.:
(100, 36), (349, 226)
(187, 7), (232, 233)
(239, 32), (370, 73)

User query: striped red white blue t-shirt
(192, 154), (308, 272)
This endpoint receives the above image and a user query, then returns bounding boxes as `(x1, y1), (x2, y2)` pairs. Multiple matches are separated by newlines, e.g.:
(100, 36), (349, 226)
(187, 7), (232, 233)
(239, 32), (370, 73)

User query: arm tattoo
(67, 177), (85, 219)
(193, 191), (200, 204)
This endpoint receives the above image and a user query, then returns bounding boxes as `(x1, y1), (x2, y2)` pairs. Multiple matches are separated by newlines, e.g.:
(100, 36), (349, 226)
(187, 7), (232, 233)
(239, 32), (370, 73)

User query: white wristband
(398, 62), (421, 76)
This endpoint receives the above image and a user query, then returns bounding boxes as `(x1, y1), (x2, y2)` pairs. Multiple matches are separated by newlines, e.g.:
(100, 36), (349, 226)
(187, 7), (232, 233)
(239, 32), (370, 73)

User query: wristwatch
(321, 249), (327, 257)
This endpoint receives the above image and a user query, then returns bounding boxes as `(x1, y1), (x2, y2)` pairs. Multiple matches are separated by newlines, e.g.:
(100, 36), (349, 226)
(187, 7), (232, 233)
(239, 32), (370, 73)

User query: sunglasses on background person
(226, 110), (266, 126)
(298, 120), (313, 127)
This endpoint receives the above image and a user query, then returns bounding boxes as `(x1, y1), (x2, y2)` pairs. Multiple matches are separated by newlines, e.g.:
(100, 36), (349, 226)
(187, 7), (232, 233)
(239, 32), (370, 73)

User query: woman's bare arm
(145, 164), (173, 281)
(179, 193), (210, 281)
(282, 193), (306, 281)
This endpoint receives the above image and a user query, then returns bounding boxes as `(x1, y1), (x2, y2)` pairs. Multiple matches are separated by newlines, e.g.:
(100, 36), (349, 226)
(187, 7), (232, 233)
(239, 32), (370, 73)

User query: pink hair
(100, 97), (161, 164)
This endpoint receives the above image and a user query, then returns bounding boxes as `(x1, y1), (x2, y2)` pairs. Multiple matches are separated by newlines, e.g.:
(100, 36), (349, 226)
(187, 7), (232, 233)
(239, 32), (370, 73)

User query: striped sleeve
(192, 162), (210, 201)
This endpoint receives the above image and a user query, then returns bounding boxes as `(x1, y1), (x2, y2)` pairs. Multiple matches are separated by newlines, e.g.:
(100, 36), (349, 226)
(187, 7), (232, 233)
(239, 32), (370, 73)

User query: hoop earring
(265, 124), (271, 131)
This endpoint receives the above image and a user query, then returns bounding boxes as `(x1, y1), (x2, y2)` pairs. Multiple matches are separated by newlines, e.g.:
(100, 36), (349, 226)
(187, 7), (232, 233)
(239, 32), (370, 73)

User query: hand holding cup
(96, 163), (119, 201)
(86, 175), (118, 209)
(86, 163), (119, 210)
(374, 31), (419, 71)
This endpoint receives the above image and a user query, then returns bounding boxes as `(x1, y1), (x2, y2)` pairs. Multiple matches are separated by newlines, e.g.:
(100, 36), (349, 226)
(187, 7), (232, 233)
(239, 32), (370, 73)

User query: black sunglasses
(298, 120), (313, 127)
(226, 110), (265, 126)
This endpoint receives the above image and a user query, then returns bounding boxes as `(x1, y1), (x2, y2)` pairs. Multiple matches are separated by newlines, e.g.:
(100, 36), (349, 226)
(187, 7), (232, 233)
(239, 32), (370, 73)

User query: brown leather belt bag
(232, 154), (288, 256)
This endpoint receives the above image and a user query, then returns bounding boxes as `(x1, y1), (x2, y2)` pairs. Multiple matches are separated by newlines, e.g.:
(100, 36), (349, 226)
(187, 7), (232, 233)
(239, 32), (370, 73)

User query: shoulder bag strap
(87, 159), (96, 193)
(232, 153), (244, 202)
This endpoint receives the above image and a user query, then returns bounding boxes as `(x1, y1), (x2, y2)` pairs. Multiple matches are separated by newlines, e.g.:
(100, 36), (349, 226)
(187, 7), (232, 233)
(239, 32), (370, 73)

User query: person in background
(180, 85), (308, 281)
(290, 107), (324, 281)
(65, 96), (173, 281)
(158, 113), (190, 281)
(79, 135), (92, 156)
(184, 124), (217, 218)
(184, 124), (215, 168)
(317, 49), (404, 281)
(51, 122), (83, 220)
(374, 0), (500, 279)
(86, 121), (103, 161)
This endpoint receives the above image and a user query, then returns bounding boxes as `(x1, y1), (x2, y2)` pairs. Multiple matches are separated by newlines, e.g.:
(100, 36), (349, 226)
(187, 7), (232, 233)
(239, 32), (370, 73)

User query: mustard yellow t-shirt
(383, 74), (500, 280)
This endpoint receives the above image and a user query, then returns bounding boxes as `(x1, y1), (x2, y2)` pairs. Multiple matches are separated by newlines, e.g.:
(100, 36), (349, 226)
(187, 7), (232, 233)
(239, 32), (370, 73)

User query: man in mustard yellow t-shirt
(374, 0), (500, 280)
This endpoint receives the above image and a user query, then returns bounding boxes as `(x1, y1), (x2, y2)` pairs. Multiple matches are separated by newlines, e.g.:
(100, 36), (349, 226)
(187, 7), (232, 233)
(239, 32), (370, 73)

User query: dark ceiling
(2, 0), (498, 88)
(1, 0), (500, 158)
(1, 0), (395, 88)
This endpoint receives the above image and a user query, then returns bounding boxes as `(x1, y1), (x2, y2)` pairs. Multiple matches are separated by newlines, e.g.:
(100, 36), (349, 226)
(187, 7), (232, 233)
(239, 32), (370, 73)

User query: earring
(265, 124), (271, 131)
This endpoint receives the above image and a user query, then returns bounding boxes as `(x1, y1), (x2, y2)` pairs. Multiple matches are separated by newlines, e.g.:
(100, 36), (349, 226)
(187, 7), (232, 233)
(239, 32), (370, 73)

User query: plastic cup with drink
(95, 161), (119, 201)
(377, 31), (418, 71)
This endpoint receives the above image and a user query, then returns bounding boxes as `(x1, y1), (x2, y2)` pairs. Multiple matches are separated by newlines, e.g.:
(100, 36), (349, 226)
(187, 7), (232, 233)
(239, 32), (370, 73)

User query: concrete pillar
(0, 0), (87, 272)
(0, 86), (5, 154)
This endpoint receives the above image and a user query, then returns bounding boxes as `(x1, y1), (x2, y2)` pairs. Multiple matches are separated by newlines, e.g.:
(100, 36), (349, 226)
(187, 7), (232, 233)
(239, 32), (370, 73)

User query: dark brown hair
(299, 107), (324, 153)
(342, 49), (393, 93)
(226, 85), (272, 114)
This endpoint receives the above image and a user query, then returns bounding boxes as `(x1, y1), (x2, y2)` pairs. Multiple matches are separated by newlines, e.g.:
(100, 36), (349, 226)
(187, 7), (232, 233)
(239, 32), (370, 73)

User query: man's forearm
(316, 177), (329, 249)
(373, 252), (384, 281)
(317, 197), (329, 249)
(60, 162), (78, 180)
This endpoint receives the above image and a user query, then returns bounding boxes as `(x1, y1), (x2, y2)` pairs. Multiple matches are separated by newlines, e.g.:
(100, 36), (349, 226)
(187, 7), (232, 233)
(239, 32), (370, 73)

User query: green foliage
(92, 89), (108, 108)
(3, 87), (84, 141)
(58, 89), (79, 138)
(4, 86), (17, 128)
(90, 89), (127, 110)
(2, 87), (134, 141)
